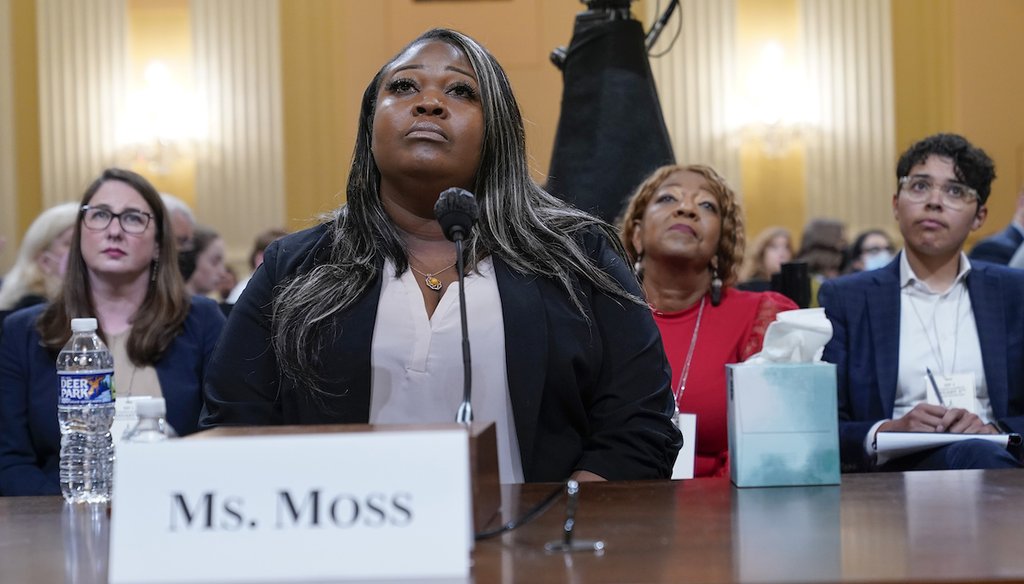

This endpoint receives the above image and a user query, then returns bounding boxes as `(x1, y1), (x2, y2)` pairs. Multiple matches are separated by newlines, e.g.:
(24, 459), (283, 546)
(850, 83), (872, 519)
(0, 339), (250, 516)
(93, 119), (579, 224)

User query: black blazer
(201, 223), (682, 482)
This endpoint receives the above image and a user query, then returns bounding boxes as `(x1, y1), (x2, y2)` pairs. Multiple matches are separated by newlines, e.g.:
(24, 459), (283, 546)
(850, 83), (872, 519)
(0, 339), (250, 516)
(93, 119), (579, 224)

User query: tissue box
(727, 363), (839, 487)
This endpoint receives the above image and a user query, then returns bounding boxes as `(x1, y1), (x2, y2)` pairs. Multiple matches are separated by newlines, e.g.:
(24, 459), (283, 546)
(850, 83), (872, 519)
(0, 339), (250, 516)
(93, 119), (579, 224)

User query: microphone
(435, 187), (479, 243)
(434, 188), (480, 426)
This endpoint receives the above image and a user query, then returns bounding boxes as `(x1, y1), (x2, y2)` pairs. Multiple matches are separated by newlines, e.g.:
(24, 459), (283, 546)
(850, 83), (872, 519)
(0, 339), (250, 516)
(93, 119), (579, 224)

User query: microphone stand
(453, 232), (473, 426)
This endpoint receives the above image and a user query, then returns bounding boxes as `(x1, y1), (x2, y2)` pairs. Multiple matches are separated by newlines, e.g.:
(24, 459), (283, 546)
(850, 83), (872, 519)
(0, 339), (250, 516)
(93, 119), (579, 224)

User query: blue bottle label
(58, 370), (115, 405)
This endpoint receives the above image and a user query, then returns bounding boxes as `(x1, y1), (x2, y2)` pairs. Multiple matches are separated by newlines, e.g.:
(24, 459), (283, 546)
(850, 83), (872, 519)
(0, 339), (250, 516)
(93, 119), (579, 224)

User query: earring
(633, 253), (644, 278)
(710, 266), (723, 306)
(151, 258), (158, 282)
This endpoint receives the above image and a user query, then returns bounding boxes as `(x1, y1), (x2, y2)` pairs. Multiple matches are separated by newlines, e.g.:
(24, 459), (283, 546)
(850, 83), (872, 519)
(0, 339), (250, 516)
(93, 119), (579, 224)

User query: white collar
(898, 250), (971, 293)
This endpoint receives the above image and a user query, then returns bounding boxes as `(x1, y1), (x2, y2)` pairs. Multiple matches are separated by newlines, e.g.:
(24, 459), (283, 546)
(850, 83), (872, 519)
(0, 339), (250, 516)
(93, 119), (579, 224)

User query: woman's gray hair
(272, 28), (638, 392)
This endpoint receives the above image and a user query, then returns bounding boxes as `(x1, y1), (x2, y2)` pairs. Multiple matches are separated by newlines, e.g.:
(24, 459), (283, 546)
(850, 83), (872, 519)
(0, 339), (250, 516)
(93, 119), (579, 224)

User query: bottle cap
(135, 397), (167, 418)
(70, 318), (98, 332)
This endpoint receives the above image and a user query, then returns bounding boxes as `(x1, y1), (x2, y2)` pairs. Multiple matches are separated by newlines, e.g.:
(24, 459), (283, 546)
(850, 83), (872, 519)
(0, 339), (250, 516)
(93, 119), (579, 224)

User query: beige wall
(4, 0), (1024, 266)
(893, 0), (1024, 247)
(735, 0), (806, 247)
(125, 0), (196, 206)
(9, 0), (42, 238)
(280, 0), (583, 229)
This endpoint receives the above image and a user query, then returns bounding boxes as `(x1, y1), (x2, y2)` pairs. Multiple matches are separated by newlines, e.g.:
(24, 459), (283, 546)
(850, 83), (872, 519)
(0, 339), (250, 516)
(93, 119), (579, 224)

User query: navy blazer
(201, 223), (682, 482)
(819, 256), (1024, 471)
(0, 298), (225, 495)
(969, 224), (1024, 265)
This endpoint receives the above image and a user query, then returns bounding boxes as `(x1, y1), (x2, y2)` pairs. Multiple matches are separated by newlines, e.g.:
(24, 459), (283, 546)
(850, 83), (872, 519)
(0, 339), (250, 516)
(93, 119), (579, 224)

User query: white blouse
(369, 257), (524, 484)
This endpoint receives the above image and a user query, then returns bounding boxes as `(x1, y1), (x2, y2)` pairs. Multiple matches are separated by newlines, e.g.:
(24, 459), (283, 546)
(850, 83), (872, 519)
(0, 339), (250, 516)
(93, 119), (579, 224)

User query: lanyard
(906, 282), (963, 377)
(674, 295), (706, 407)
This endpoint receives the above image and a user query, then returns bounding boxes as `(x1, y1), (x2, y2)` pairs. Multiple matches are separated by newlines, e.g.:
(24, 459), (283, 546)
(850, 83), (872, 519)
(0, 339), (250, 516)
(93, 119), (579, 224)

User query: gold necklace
(409, 261), (456, 291)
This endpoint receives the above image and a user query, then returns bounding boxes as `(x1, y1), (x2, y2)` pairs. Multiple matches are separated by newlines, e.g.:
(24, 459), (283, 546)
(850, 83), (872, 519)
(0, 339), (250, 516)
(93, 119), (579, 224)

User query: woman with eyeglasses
(845, 229), (898, 274)
(0, 168), (225, 496)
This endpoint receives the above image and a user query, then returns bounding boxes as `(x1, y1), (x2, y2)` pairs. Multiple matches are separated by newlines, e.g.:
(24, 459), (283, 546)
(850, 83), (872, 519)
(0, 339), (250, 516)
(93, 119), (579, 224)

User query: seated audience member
(1010, 240), (1024, 269)
(0, 168), (225, 496)
(184, 226), (228, 297)
(619, 164), (797, 478)
(820, 133), (1024, 472)
(0, 203), (79, 316)
(845, 229), (897, 273)
(200, 28), (682, 484)
(796, 218), (847, 280)
(969, 186), (1023, 265)
(795, 218), (847, 306)
(162, 194), (198, 282)
(217, 265), (239, 302)
(225, 227), (288, 304)
(160, 193), (196, 251)
(737, 226), (793, 292)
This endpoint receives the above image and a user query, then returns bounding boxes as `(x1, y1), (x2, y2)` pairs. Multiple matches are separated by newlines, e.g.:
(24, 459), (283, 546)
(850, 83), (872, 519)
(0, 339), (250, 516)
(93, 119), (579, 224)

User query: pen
(926, 367), (947, 407)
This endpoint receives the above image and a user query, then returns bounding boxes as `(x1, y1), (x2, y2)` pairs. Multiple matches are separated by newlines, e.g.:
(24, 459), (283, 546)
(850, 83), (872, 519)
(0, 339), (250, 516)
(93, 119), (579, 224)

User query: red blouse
(652, 288), (798, 478)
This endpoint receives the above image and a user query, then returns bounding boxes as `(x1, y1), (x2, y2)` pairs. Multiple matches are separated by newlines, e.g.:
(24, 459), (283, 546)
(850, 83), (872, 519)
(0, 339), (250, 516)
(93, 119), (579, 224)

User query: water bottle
(121, 397), (176, 443)
(62, 502), (109, 584)
(57, 318), (115, 503)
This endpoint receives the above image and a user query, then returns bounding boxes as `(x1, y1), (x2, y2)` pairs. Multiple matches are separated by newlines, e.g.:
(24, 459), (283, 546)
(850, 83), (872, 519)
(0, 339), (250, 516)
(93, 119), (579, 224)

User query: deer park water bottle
(122, 397), (176, 443)
(57, 318), (115, 503)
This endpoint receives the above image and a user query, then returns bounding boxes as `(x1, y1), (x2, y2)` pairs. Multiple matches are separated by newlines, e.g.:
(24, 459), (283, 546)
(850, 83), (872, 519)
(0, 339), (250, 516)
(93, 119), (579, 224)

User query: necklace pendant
(424, 275), (443, 291)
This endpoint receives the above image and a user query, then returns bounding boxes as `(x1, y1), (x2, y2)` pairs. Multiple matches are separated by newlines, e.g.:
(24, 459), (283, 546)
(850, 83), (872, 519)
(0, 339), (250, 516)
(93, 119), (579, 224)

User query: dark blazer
(0, 298), (225, 496)
(819, 256), (1024, 471)
(201, 223), (682, 482)
(969, 224), (1024, 265)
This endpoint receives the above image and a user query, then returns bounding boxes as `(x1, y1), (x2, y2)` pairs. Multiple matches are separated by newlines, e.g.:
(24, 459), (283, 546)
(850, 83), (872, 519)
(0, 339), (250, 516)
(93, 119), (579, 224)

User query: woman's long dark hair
(272, 28), (637, 392)
(37, 168), (189, 365)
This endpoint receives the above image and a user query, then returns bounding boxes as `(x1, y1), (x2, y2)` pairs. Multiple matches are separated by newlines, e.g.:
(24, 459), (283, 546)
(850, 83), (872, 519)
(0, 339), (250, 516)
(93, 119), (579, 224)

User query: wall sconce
(117, 60), (205, 174)
(731, 41), (817, 156)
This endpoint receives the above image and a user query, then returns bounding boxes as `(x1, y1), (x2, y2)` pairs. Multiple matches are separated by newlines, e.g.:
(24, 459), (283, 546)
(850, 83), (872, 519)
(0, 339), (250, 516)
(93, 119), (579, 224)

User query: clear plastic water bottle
(57, 318), (115, 503)
(62, 502), (109, 583)
(122, 397), (176, 443)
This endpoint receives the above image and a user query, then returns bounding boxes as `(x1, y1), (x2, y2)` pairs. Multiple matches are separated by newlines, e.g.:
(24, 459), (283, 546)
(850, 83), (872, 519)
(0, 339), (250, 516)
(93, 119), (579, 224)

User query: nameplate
(109, 425), (472, 583)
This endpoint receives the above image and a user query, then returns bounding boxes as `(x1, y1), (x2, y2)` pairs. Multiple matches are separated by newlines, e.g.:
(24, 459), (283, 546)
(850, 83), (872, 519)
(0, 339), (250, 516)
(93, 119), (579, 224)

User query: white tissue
(743, 307), (833, 364)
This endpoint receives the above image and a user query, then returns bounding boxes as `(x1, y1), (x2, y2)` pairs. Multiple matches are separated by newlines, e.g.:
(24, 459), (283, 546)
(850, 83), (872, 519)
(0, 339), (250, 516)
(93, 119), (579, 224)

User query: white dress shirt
(369, 257), (524, 484)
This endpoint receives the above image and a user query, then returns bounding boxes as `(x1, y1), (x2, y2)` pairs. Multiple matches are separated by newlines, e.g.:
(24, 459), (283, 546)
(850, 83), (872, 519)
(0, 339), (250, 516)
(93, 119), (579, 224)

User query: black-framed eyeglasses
(80, 205), (154, 234)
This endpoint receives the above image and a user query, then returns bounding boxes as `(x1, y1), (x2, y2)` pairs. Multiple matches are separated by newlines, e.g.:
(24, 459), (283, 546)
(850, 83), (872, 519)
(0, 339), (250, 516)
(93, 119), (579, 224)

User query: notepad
(875, 432), (1022, 465)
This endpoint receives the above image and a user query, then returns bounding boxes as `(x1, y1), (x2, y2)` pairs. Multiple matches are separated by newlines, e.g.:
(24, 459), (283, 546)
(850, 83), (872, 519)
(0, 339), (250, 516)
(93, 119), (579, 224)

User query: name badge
(925, 372), (976, 412)
(671, 413), (697, 480)
(109, 426), (472, 583)
(112, 396), (154, 441)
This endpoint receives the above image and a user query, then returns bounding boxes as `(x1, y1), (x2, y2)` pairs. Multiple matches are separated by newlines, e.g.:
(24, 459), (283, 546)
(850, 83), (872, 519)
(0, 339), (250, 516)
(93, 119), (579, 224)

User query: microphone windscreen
(434, 187), (479, 242)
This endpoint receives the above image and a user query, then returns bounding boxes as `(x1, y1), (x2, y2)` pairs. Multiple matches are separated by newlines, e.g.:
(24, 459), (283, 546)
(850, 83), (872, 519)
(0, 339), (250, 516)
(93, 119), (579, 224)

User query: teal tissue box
(726, 362), (839, 487)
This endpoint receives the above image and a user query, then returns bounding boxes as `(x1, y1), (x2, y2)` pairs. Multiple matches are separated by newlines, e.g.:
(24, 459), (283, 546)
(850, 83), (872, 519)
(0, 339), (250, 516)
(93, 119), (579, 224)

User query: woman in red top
(620, 164), (797, 477)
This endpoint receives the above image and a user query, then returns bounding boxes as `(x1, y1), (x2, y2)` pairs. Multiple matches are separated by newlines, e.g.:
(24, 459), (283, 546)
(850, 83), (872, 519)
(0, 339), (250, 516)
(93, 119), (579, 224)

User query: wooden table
(2, 470), (1023, 583)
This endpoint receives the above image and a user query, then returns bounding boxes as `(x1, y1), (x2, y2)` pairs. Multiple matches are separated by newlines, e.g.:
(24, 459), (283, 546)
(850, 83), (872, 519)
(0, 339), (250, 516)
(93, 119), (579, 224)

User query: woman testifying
(201, 29), (681, 483)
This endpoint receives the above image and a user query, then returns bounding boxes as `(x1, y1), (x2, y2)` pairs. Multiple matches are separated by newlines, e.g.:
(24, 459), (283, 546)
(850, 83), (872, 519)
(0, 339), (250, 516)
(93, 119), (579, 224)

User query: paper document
(875, 432), (1022, 465)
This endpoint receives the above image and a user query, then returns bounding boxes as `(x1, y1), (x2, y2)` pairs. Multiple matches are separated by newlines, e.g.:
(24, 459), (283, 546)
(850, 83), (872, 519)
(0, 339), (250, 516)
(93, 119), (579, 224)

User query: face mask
(863, 250), (893, 271)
